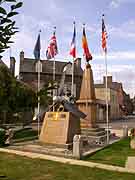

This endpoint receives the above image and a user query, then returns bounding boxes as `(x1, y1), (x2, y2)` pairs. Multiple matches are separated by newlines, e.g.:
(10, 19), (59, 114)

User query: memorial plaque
(39, 112), (80, 147)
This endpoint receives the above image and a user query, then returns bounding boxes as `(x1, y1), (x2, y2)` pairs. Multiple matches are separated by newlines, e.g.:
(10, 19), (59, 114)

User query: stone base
(39, 141), (73, 150)
(81, 127), (108, 145)
(126, 157), (135, 170)
(80, 119), (98, 129)
(130, 139), (135, 149)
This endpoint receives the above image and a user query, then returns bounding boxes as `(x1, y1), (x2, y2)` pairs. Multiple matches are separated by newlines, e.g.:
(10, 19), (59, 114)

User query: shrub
(130, 128), (135, 139)
(0, 128), (6, 146)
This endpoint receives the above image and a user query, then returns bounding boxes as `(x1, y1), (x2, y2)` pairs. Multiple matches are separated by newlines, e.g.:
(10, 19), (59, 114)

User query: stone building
(123, 93), (133, 115)
(19, 51), (83, 99)
(131, 96), (135, 114)
(95, 76), (127, 121)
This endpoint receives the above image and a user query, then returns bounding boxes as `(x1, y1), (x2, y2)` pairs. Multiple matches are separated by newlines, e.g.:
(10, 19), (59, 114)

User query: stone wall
(20, 69), (82, 99)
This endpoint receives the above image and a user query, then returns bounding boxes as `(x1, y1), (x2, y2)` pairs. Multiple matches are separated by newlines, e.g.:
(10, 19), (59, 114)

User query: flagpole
(37, 30), (41, 137)
(37, 59), (40, 137)
(85, 59), (89, 129)
(82, 24), (88, 126)
(71, 57), (74, 96)
(53, 56), (55, 111)
(102, 14), (109, 144)
(53, 26), (56, 112)
(105, 51), (109, 144)
(71, 21), (76, 97)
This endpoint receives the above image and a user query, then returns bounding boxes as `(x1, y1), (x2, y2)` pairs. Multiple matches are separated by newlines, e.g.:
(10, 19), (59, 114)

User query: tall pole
(52, 26), (57, 112)
(102, 14), (109, 144)
(53, 56), (55, 111)
(71, 57), (74, 96)
(70, 21), (76, 97)
(105, 52), (109, 144)
(37, 30), (41, 137)
(37, 59), (41, 137)
(85, 61), (89, 128)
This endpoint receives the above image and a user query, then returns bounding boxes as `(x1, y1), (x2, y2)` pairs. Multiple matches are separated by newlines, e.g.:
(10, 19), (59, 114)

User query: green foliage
(0, 64), (56, 117)
(0, 63), (56, 118)
(0, 64), (37, 113)
(130, 128), (135, 138)
(37, 82), (55, 107)
(0, 0), (23, 56)
(0, 128), (6, 146)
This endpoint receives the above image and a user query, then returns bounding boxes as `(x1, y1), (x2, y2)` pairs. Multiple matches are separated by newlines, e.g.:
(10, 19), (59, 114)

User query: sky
(1, 0), (135, 97)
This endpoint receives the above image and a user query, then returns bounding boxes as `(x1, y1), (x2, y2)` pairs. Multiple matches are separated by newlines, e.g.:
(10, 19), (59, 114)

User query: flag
(34, 33), (41, 59)
(82, 25), (92, 61)
(102, 15), (107, 53)
(46, 28), (58, 59)
(69, 22), (76, 58)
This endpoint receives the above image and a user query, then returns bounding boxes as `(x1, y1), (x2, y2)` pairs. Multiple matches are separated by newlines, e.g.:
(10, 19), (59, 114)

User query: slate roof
(20, 58), (83, 76)
(94, 81), (123, 91)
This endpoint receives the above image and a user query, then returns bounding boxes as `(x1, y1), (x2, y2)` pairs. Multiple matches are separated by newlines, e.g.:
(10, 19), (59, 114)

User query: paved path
(98, 115), (135, 129)
(0, 148), (135, 174)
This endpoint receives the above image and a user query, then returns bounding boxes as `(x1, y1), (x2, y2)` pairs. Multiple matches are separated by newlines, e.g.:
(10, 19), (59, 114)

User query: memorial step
(81, 130), (106, 136)
(81, 127), (105, 132)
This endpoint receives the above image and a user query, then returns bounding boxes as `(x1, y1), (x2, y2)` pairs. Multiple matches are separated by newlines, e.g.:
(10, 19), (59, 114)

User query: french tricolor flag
(69, 22), (76, 58)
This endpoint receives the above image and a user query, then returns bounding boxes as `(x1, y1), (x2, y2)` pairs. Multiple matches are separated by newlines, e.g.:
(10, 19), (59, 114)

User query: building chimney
(20, 51), (24, 61)
(74, 57), (81, 67)
(19, 51), (24, 77)
(10, 57), (16, 76)
(103, 76), (112, 86)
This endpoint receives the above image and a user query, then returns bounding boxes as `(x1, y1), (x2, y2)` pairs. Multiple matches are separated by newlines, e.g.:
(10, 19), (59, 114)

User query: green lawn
(85, 137), (135, 167)
(0, 152), (135, 180)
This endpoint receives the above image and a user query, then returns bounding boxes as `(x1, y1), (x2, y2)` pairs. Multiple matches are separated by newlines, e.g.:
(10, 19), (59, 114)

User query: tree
(0, 64), (37, 113)
(37, 82), (56, 108)
(0, 0), (23, 57)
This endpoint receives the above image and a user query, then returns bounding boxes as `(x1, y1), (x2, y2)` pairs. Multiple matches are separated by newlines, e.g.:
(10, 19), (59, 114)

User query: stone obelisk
(77, 63), (97, 128)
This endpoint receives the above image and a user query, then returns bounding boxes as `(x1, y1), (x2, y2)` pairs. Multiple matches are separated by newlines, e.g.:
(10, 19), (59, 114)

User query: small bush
(0, 128), (6, 146)
(130, 128), (135, 139)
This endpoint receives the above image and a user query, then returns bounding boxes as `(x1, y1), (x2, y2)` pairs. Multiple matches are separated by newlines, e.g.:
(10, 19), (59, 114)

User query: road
(97, 115), (135, 130)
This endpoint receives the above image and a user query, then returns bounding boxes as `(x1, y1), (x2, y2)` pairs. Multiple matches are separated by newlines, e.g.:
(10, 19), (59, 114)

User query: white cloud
(94, 51), (135, 60)
(110, 0), (135, 8)
(108, 20), (135, 40)
(92, 63), (135, 97)
(110, 1), (120, 8)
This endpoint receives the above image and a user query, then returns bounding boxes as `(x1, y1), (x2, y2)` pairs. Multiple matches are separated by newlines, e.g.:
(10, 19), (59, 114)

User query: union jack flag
(46, 28), (58, 59)
(102, 15), (107, 53)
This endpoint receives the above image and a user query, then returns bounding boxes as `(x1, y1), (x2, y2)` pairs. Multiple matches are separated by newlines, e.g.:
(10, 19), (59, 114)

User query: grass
(13, 128), (38, 140)
(85, 137), (135, 167)
(0, 152), (135, 180)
